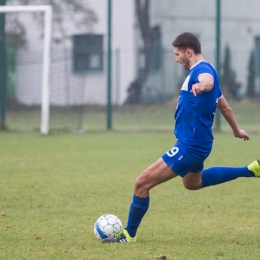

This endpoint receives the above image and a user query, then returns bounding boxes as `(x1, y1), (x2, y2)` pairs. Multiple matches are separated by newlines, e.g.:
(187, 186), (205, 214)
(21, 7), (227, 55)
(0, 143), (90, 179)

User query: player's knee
(134, 175), (145, 190)
(134, 172), (150, 192)
(183, 180), (201, 190)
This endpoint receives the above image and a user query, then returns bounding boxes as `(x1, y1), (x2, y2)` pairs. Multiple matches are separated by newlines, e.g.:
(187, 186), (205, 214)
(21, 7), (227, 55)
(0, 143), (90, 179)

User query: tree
(221, 45), (241, 99)
(246, 50), (255, 98)
(6, 0), (98, 47)
(125, 0), (160, 104)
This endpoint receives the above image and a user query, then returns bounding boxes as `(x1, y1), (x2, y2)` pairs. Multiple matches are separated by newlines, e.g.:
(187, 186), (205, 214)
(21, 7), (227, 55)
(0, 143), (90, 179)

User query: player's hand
(190, 83), (205, 96)
(234, 129), (251, 141)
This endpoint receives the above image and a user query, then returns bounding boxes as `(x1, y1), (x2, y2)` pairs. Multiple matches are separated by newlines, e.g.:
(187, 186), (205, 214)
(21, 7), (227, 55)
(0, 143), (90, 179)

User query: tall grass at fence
(5, 97), (260, 132)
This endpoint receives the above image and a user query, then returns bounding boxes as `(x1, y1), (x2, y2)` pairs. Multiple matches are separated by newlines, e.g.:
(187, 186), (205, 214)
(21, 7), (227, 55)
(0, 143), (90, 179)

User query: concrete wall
(147, 0), (260, 95)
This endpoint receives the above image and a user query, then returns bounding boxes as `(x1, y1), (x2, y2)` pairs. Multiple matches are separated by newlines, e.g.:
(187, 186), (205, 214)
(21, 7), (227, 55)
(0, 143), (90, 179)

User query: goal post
(0, 5), (53, 134)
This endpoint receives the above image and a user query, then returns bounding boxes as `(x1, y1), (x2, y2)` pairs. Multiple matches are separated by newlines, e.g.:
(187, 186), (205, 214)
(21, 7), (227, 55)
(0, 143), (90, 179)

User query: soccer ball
(94, 214), (123, 239)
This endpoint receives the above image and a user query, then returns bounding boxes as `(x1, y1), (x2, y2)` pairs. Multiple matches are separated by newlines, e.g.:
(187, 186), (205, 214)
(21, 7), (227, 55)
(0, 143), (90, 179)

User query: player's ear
(186, 49), (192, 57)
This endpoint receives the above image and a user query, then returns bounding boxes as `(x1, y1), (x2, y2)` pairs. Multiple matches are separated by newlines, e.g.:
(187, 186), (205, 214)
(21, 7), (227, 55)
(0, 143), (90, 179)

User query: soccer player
(103, 32), (260, 243)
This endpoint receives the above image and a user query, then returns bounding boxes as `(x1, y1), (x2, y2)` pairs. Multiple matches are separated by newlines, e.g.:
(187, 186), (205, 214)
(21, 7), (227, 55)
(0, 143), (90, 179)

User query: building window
(254, 37), (260, 75)
(73, 34), (103, 73)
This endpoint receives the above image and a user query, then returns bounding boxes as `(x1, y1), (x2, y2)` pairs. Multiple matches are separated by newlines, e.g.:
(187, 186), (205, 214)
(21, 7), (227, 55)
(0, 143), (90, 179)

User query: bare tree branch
(5, 0), (98, 46)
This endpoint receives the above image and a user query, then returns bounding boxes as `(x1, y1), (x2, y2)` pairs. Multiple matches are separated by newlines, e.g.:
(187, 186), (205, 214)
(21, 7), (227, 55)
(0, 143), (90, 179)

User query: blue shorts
(162, 141), (211, 177)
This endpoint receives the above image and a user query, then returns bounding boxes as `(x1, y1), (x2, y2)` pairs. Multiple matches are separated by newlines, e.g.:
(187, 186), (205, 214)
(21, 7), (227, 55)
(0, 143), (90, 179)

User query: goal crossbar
(0, 5), (53, 134)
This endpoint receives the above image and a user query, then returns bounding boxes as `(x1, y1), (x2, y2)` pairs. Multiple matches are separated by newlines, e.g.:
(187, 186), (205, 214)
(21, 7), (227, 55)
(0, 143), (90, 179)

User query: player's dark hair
(172, 32), (201, 54)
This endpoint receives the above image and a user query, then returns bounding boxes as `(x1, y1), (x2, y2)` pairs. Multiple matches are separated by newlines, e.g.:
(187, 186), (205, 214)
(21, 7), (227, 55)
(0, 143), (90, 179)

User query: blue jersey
(174, 61), (222, 148)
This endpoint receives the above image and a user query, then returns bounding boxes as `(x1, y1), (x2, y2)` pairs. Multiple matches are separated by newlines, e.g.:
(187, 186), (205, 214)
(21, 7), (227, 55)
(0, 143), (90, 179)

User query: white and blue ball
(94, 214), (123, 239)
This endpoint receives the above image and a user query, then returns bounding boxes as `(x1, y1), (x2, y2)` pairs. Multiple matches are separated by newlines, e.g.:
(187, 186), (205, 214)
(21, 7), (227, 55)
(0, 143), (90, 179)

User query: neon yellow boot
(103, 230), (137, 243)
(248, 159), (260, 177)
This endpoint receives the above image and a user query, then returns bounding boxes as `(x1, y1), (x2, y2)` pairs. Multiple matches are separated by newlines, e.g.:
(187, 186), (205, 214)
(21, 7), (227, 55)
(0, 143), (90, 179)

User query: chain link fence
(1, 0), (260, 133)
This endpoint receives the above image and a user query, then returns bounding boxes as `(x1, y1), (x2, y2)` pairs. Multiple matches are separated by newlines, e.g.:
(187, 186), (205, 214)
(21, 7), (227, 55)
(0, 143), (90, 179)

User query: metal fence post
(215, 0), (221, 131)
(0, 0), (6, 130)
(107, 0), (112, 130)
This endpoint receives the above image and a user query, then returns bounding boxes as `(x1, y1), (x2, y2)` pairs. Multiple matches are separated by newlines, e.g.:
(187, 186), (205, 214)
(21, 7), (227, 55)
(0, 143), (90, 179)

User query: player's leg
(134, 157), (178, 197)
(182, 171), (202, 190)
(201, 166), (254, 188)
(125, 158), (178, 238)
(103, 158), (178, 243)
(103, 142), (205, 243)
(182, 160), (260, 190)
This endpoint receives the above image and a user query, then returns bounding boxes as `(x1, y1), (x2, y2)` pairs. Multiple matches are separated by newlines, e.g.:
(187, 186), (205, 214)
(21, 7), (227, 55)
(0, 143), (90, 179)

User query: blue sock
(202, 166), (254, 188)
(125, 194), (150, 238)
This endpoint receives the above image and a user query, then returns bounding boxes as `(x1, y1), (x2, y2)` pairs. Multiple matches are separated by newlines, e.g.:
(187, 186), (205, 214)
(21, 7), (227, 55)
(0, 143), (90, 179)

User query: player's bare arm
(190, 73), (214, 96)
(217, 96), (250, 141)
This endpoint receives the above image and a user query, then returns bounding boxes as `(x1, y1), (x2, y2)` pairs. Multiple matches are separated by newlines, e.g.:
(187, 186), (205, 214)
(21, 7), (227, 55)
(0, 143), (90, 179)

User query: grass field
(1, 130), (260, 259)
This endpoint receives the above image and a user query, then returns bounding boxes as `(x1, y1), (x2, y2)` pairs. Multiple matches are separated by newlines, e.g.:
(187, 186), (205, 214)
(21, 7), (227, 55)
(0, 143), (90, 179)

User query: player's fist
(190, 83), (205, 96)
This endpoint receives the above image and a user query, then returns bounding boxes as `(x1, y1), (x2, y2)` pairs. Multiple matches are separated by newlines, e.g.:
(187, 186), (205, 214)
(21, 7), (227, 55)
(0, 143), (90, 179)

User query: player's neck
(189, 54), (204, 69)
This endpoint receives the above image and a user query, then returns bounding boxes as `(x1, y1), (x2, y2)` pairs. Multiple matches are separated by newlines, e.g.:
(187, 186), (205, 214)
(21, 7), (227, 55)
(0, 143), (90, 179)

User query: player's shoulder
(191, 61), (217, 79)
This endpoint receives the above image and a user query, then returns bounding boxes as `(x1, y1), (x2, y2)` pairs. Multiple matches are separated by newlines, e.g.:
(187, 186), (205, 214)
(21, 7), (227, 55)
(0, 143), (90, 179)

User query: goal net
(0, 5), (86, 134)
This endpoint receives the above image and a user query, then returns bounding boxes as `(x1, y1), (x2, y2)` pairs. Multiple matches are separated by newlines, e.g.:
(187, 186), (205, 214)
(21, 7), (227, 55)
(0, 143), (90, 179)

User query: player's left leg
(134, 158), (179, 197)
(103, 158), (178, 243)
(124, 158), (178, 239)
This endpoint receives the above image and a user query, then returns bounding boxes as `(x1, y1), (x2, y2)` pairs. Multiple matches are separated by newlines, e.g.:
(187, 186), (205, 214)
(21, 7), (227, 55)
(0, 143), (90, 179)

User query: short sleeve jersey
(174, 61), (223, 147)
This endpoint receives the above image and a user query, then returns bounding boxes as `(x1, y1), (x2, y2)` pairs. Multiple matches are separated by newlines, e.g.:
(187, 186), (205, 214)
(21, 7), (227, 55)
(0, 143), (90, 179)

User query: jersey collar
(190, 60), (205, 70)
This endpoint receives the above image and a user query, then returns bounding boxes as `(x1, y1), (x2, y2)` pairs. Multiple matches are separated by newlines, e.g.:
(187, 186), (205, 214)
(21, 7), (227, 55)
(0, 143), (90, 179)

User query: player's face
(174, 47), (190, 70)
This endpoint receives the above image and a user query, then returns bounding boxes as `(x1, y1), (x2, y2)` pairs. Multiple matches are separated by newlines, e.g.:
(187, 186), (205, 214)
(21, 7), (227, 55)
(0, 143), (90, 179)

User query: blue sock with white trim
(202, 166), (254, 188)
(125, 194), (150, 238)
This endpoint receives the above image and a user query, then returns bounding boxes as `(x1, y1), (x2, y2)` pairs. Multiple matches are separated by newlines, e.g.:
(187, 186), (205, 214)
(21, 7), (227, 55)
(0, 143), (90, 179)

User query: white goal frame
(0, 5), (53, 134)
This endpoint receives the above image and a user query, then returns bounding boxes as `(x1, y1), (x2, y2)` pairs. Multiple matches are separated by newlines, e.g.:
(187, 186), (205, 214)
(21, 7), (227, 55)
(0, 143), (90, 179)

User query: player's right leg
(103, 158), (178, 243)
(198, 159), (260, 188)
(180, 159), (260, 191)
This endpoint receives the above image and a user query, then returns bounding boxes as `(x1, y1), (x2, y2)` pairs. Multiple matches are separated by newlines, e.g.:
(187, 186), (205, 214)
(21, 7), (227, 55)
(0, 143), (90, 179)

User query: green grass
(0, 131), (260, 259)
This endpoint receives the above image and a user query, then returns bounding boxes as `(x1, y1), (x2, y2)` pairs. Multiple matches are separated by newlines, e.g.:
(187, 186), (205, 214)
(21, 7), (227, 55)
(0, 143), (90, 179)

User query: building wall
(10, 0), (260, 106)
(12, 0), (135, 106)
